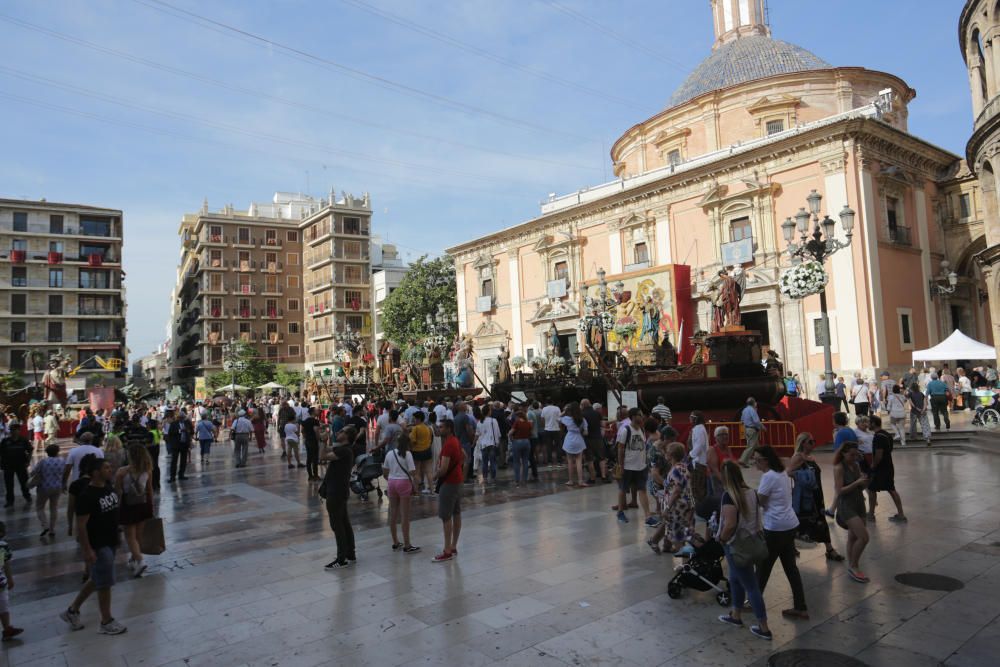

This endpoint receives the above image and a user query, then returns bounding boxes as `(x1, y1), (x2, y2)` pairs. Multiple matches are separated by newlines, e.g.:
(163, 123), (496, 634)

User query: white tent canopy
(257, 381), (285, 390)
(216, 383), (250, 392)
(912, 329), (996, 362)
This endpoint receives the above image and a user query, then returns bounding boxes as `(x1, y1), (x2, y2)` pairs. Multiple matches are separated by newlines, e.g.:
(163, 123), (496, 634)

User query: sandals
(848, 568), (870, 583)
(825, 549), (845, 562)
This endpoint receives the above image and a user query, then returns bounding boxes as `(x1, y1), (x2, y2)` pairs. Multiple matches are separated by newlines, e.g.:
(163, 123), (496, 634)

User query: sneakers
(718, 614), (743, 627)
(432, 551), (454, 562)
(617, 511), (629, 524)
(781, 608), (810, 620)
(60, 608), (84, 631)
(888, 514), (908, 523)
(644, 516), (661, 528)
(402, 545), (421, 554)
(2, 627), (24, 641)
(98, 619), (127, 635)
(324, 560), (351, 570)
(127, 558), (147, 578)
(749, 625), (773, 640)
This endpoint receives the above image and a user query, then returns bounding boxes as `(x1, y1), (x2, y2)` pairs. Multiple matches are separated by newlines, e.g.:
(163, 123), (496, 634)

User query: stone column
(507, 246), (523, 357)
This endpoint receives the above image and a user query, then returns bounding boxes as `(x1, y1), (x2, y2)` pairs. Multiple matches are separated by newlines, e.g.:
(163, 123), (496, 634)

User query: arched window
(972, 28), (989, 102)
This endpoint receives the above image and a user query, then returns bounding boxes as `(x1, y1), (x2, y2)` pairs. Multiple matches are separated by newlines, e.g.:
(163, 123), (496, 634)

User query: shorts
(437, 483), (462, 520)
(620, 468), (648, 492)
(0, 588), (8, 614)
(412, 448), (433, 462)
(387, 478), (413, 498)
(33, 431), (45, 442)
(90, 546), (117, 590)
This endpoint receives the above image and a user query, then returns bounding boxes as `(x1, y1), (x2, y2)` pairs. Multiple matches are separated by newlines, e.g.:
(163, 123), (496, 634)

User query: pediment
(472, 318), (507, 339)
(650, 127), (692, 147)
(528, 298), (579, 324)
(698, 183), (729, 208)
(746, 94), (801, 114)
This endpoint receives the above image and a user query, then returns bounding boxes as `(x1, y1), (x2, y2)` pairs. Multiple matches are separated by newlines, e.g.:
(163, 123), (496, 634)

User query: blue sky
(0, 0), (972, 361)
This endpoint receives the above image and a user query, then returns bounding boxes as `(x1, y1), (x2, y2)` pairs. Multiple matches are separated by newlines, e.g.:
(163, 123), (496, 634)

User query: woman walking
(833, 441), (871, 583)
(851, 378), (871, 417)
(885, 385), (908, 448)
(867, 416), (907, 523)
(716, 461), (772, 641)
(707, 425), (737, 497)
(382, 434), (420, 554)
(252, 412), (268, 454)
(116, 445), (154, 578)
(560, 402), (589, 487)
(786, 433), (843, 561)
(509, 409), (533, 487)
(753, 445), (809, 620)
(475, 406), (501, 484)
(102, 434), (126, 472)
(196, 411), (217, 465)
(31, 444), (65, 539)
(687, 411), (709, 503)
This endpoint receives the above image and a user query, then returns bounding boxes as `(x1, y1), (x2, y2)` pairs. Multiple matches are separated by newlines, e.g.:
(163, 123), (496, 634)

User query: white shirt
(689, 424), (708, 466)
(283, 422), (299, 442)
(383, 450), (415, 480)
(476, 417), (501, 447)
(616, 422), (646, 471)
(32, 415), (44, 433)
(540, 405), (562, 432)
(757, 469), (799, 531)
(959, 376), (972, 392)
(66, 444), (104, 483)
(851, 383), (870, 402)
(854, 429), (873, 455)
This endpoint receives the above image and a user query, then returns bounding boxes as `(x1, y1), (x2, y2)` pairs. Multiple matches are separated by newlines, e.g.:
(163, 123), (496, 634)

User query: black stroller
(350, 451), (384, 501)
(666, 537), (730, 606)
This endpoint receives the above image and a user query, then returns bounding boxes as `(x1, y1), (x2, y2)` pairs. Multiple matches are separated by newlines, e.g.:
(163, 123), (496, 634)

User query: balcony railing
(0, 278), (119, 289)
(887, 225), (912, 246)
(308, 326), (334, 338)
(0, 223), (120, 238)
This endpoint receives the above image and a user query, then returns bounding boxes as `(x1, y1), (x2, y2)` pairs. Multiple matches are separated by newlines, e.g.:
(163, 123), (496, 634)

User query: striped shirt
(651, 404), (672, 423)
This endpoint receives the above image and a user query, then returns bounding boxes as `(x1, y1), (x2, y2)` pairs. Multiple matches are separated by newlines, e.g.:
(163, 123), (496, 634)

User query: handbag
(26, 468), (41, 489)
(140, 517), (166, 555)
(392, 451), (417, 495)
(729, 491), (768, 568)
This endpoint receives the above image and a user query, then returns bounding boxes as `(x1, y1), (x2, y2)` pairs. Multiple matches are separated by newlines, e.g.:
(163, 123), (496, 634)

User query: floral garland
(779, 260), (829, 299)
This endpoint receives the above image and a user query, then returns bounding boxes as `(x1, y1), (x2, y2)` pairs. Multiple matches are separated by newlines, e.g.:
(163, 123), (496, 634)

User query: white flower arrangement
(529, 357), (546, 371)
(779, 260), (829, 299)
(511, 355), (526, 370)
(546, 355), (566, 368)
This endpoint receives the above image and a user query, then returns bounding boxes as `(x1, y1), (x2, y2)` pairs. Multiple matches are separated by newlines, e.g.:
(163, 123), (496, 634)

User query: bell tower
(711, 0), (770, 50)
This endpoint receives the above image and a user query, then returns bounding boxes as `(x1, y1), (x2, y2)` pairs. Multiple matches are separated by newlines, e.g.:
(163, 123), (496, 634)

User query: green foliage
(274, 368), (304, 390)
(206, 372), (231, 391)
(0, 370), (24, 392)
(208, 341), (276, 391)
(380, 255), (457, 346)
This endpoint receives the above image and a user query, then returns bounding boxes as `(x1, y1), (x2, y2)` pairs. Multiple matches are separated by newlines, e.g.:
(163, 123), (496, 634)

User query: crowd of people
(0, 377), (927, 643)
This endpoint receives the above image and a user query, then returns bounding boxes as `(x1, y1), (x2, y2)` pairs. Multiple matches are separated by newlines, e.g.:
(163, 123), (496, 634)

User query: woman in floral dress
(663, 441), (695, 553)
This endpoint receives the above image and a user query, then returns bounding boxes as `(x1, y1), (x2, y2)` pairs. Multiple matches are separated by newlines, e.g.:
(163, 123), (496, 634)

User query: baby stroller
(350, 451), (384, 501)
(666, 537), (730, 606)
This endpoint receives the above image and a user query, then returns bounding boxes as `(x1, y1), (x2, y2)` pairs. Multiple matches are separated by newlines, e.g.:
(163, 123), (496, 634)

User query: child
(0, 520), (24, 640)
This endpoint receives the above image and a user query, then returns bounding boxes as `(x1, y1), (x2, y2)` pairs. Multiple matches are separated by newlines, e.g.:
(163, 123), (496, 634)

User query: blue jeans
(199, 439), (212, 457)
(723, 544), (767, 620)
(481, 446), (497, 480)
(511, 439), (531, 482)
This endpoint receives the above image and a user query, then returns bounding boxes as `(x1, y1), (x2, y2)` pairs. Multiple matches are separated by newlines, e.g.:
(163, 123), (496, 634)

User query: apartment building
(0, 198), (126, 381)
(301, 192), (373, 376)
(171, 194), (309, 387)
(371, 236), (408, 347)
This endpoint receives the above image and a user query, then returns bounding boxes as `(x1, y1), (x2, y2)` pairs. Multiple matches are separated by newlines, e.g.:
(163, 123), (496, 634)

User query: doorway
(741, 310), (769, 345)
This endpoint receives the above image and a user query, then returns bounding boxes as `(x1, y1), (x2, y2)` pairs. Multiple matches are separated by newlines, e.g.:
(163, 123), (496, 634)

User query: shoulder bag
(729, 491), (769, 568)
(393, 450), (417, 495)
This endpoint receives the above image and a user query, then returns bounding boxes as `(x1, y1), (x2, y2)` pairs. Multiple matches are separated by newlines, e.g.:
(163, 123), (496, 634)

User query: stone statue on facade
(547, 322), (561, 358)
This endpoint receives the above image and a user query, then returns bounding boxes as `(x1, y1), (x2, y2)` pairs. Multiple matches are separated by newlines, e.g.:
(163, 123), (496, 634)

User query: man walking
(739, 398), (766, 467)
(0, 420), (32, 508)
(906, 382), (931, 445)
(59, 458), (126, 635)
(452, 402), (475, 483)
(163, 409), (191, 483)
(650, 396), (672, 424)
(540, 399), (562, 464)
(926, 372), (950, 432)
(231, 410), (253, 469)
(433, 419), (464, 562)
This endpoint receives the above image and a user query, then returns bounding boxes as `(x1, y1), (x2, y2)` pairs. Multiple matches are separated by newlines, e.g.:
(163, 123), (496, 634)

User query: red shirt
(439, 435), (464, 485)
(510, 419), (533, 440)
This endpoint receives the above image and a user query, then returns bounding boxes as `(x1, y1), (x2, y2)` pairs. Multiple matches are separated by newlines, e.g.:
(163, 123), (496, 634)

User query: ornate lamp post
(222, 338), (247, 395)
(928, 260), (959, 298)
(425, 303), (457, 348)
(780, 190), (856, 399)
(577, 267), (618, 354)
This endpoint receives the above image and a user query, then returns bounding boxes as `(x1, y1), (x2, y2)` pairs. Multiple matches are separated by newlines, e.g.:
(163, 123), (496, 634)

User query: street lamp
(426, 303), (457, 348)
(929, 260), (959, 298)
(578, 267), (618, 353)
(781, 189), (856, 400)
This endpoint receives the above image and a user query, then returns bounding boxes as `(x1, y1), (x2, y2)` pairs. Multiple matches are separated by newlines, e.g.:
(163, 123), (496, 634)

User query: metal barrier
(709, 420), (797, 455)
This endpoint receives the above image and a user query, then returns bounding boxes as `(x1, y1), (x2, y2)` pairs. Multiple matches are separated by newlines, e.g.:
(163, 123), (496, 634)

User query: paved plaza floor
(1, 430), (999, 667)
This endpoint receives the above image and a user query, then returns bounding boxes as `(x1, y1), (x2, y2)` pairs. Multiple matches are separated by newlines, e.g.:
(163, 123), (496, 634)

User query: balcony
(9, 250), (25, 263)
(261, 284), (283, 296)
(203, 282), (227, 295)
(305, 250), (333, 269)
(308, 326), (334, 340)
(0, 223), (121, 239)
(233, 236), (256, 249)
(87, 254), (104, 267)
(261, 237), (282, 249)
(305, 278), (333, 293)
(260, 261), (283, 273)
(78, 305), (123, 316)
(47, 251), (63, 264)
(887, 225), (912, 246)
(199, 232), (226, 247)
(0, 278), (119, 290)
(333, 245), (370, 262)
(235, 260), (256, 272)
(307, 302), (333, 316)
(261, 307), (285, 319)
(233, 284), (257, 296)
(305, 223), (332, 246)
(333, 295), (370, 311)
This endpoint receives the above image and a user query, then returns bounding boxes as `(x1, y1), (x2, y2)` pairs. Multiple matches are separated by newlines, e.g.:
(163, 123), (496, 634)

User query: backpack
(792, 466), (817, 515)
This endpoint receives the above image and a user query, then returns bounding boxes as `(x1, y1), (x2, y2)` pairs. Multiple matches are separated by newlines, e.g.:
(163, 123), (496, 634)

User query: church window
(481, 278), (494, 298)
(667, 149), (682, 167)
(730, 217), (752, 242)
(959, 193), (971, 219)
(765, 119), (784, 136)
(634, 242), (649, 265)
(553, 261), (568, 281)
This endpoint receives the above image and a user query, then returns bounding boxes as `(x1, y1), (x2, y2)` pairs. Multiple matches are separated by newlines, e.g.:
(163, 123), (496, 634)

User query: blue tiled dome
(669, 36), (831, 107)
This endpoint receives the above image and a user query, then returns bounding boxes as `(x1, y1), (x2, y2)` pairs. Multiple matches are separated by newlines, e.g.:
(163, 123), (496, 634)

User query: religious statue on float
(496, 342), (512, 384)
(42, 353), (72, 409)
(453, 334), (475, 388)
(707, 266), (745, 332)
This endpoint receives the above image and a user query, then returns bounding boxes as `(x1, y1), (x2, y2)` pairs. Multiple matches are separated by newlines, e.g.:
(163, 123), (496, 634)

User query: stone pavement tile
(853, 644), (945, 667)
(607, 627), (717, 664)
(945, 624), (1000, 667)
(10, 655), (68, 667)
(492, 648), (572, 667)
(876, 625), (967, 662)
(533, 615), (640, 663)
(121, 630), (230, 667)
(779, 616), (883, 656)
(659, 636), (774, 667)
(470, 621), (564, 661)
(468, 595), (555, 629)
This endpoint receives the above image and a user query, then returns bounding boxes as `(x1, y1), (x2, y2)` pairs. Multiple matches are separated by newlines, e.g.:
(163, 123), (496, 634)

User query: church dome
(669, 35), (831, 107)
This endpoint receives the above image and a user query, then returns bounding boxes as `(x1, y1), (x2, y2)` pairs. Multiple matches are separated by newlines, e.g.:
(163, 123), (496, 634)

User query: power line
(129, 0), (595, 143)
(0, 65), (555, 187)
(337, 0), (645, 110)
(542, 0), (691, 73)
(0, 13), (600, 174)
(0, 89), (530, 200)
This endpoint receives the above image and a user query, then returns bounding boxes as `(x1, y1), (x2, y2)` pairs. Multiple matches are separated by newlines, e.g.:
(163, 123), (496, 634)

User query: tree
(210, 341), (276, 390)
(381, 255), (457, 346)
(274, 368), (304, 391)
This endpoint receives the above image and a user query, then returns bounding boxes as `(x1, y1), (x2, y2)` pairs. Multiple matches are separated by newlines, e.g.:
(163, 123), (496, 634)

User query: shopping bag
(140, 517), (166, 555)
